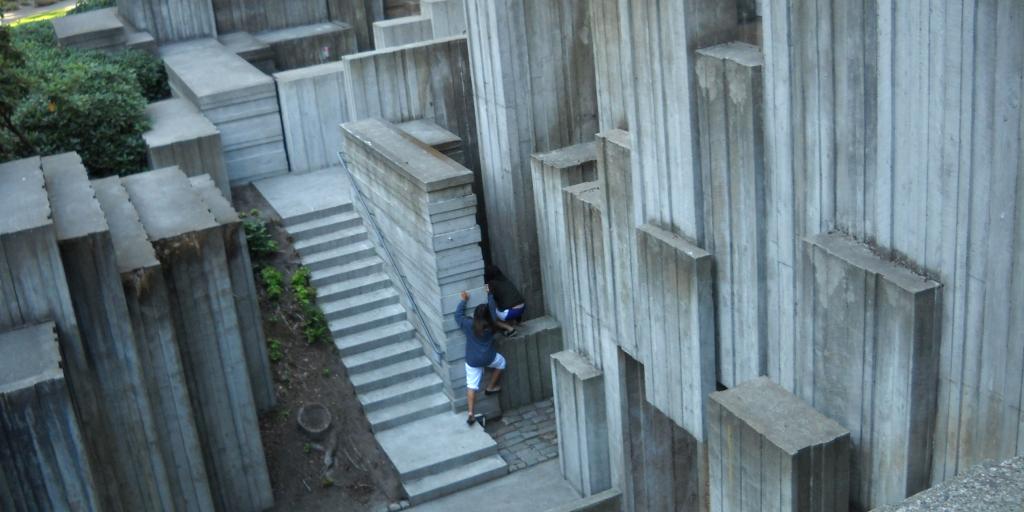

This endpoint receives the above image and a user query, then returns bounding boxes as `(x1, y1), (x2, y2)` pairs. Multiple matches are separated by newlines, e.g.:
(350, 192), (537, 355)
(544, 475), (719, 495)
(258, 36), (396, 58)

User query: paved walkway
(404, 460), (579, 512)
(1, 0), (75, 24)
(485, 398), (559, 472)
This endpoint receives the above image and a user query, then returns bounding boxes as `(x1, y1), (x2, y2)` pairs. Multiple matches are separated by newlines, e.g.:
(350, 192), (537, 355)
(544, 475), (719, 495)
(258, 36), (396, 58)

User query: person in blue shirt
(455, 290), (506, 426)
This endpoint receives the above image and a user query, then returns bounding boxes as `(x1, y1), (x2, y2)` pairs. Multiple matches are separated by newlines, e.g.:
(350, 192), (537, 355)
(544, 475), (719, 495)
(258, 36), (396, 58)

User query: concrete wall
(420, 0), (465, 38)
(372, 15), (432, 49)
(465, 0), (598, 318)
(552, 350), (611, 497)
(117, 0), (216, 43)
(589, 0), (630, 132)
(211, 0), (328, 33)
(563, 181), (607, 368)
(596, 129), (638, 358)
(143, 98), (231, 200)
(327, 0), (378, 51)
(275, 61), (349, 173)
(494, 316), (562, 411)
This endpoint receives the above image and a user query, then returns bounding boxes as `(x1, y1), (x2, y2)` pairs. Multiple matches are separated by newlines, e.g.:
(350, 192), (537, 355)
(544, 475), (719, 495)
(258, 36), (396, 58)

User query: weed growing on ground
(322, 368), (331, 378)
(241, 209), (278, 263)
(291, 266), (329, 345)
(267, 338), (283, 363)
(260, 267), (284, 301)
(303, 443), (312, 454)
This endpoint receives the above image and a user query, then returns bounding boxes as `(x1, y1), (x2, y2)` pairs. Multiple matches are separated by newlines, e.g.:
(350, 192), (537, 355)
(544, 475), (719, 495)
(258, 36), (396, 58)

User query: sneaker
(474, 414), (487, 427)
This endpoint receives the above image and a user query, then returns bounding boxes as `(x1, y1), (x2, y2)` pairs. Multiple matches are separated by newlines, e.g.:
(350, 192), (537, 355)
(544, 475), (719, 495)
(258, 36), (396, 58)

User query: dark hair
(484, 265), (502, 283)
(472, 304), (494, 338)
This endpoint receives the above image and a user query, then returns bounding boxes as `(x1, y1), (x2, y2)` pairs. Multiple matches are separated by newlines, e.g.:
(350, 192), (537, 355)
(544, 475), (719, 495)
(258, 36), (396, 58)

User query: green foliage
(303, 443), (312, 454)
(291, 267), (328, 345)
(267, 338), (283, 363)
(241, 210), (279, 262)
(260, 267), (284, 301)
(110, 48), (170, 102)
(291, 267), (314, 307)
(321, 368), (330, 378)
(0, 25), (30, 157)
(69, 0), (116, 15)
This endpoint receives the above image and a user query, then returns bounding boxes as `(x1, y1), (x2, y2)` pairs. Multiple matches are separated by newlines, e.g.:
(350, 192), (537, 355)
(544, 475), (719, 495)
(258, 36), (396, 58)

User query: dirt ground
(235, 185), (405, 512)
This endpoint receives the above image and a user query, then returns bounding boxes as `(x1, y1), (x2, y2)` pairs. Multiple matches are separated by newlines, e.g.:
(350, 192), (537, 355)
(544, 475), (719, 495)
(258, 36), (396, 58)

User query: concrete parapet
(800, 232), (941, 509)
(530, 142), (597, 325)
(420, 0), (466, 38)
(708, 377), (851, 512)
(123, 167), (272, 512)
(42, 153), (174, 511)
(494, 316), (563, 410)
(872, 456), (1024, 512)
(551, 350), (611, 497)
(255, 21), (358, 71)
(212, 0), (332, 33)
(694, 41), (767, 388)
(372, 15), (433, 49)
(0, 322), (100, 512)
(635, 223), (715, 441)
(219, 31), (276, 73)
(116, 0), (216, 43)
(51, 7), (126, 52)
(144, 99), (231, 199)
(274, 61), (349, 173)
(563, 181), (608, 367)
(398, 119), (466, 167)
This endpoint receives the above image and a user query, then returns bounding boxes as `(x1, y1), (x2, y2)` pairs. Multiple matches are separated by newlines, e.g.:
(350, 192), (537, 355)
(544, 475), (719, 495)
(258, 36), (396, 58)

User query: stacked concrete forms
(596, 130), (638, 357)
(551, 350), (611, 498)
(465, 0), (598, 318)
(123, 167), (272, 512)
(0, 323), (100, 512)
(708, 377), (851, 512)
(493, 316), (562, 411)
(589, 0), (630, 132)
(219, 32), (276, 73)
(327, 0), (379, 51)
(274, 61), (350, 173)
(398, 120), (466, 167)
(874, 456), (1024, 512)
(420, 0), (466, 38)
(800, 233), (941, 510)
(255, 21), (357, 71)
(694, 42), (767, 388)
(372, 15), (433, 49)
(41, 153), (175, 511)
(143, 98), (231, 199)
(116, 0), (216, 43)
(90, 176), (216, 512)
(341, 118), (485, 409)
(162, 39), (288, 184)
(563, 181), (608, 367)
(211, 0), (328, 33)
(530, 142), (597, 327)
(52, 8), (127, 52)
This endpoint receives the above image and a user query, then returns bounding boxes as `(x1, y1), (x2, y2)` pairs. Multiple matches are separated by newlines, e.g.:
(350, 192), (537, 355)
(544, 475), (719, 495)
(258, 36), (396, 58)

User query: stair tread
(318, 272), (390, 297)
(342, 338), (419, 368)
(377, 413), (499, 477)
(287, 210), (360, 235)
(328, 303), (405, 332)
(311, 253), (382, 278)
(282, 203), (352, 226)
(300, 232), (370, 260)
(334, 320), (414, 350)
(366, 393), (450, 425)
(404, 455), (508, 501)
(350, 357), (432, 387)
(358, 373), (443, 407)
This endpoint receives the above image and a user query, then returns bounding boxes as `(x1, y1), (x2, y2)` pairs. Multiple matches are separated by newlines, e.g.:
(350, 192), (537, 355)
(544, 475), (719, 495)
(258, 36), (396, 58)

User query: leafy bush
(112, 48), (170, 102)
(267, 339), (283, 363)
(69, 0), (116, 15)
(241, 210), (279, 262)
(260, 266), (284, 301)
(290, 267), (328, 345)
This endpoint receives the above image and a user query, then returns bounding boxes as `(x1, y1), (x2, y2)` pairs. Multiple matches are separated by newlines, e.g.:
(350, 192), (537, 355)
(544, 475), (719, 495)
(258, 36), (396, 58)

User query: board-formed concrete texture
(551, 350), (610, 498)
(372, 15), (433, 49)
(493, 316), (563, 411)
(420, 0), (466, 38)
(800, 232), (941, 509)
(51, 7), (126, 51)
(189, 174), (275, 413)
(326, 0), (376, 51)
(873, 456), (1024, 512)
(563, 181), (608, 368)
(398, 119), (466, 167)
(91, 175), (217, 512)
(342, 118), (485, 408)
(212, 0), (330, 33)
(41, 153), (175, 511)
(255, 21), (357, 71)
(694, 41), (767, 388)
(274, 61), (350, 173)
(530, 142), (597, 326)
(635, 223), (715, 441)
(589, 0), (629, 132)
(161, 38), (288, 184)
(143, 98), (231, 199)
(219, 31), (276, 73)
(116, 0), (216, 43)
(123, 166), (273, 512)
(544, 489), (622, 512)
(0, 322), (100, 512)
(465, 0), (598, 319)
(708, 377), (852, 512)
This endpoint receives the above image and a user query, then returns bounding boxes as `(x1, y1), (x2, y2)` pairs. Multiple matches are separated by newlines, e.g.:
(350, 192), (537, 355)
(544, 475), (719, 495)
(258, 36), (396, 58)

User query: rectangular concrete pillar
(530, 142), (597, 324)
(590, 0), (630, 131)
(563, 181), (609, 367)
(326, 0), (377, 51)
(123, 167), (272, 512)
(398, 119), (467, 168)
(800, 232), (941, 510)
(372, 15), (433, 49)
(708, 377), (852, 512)
(635, 223), (716, 440)
(420, 0), (466, 38)
(494, 316), (563, 410)
(41, 153), (174, 511)
(552, 350), (611, 497)
(465, 0), (598, 319)
(91, 176), (217, 512)
(695, 41), (768, 387)
(144, 98), (230, 200)
(0, 322), (100, 512)
(274, 61), (349, 173)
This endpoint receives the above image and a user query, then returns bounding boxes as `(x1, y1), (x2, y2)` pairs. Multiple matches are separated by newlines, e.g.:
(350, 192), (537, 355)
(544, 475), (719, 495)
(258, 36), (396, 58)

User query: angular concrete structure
(327, 0), (377, 51)
(41, 153), (174, 512)
(91, 176), (216, 512)
(551, 350), (610, 498)
(398, 119), (466, 167)
(51, 7), (126, 52)
(123, 167), (272, 512)
(0, 322), (100, 512)
(563, 181), (608, 367)
(421, 0), (466, 38)
(372, 15), (433, 49)
(494, 316), (563, 411)
(589, 0), (630, 132)
(143, 98), (231, 199)
(254, 21), (357, 71)
(275, 61), (350, 173)
(800, 233), (941, 509)
(708, 377), (851, 512)
(116, 0), (216, 43)
(874, 456), (1024, 512)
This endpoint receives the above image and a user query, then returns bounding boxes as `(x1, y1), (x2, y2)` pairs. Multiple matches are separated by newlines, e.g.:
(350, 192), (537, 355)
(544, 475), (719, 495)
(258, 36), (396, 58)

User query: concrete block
(543, 489), (622, 512)
(52, 8), (126, 52)
(144, 99), (231, 200)
(123, 167), (272, 512)
(590, 0), (630, 131)
(219, 31), (276, 73)
(398, 119), (466, 167)
(327, 0), (378, 51)
(372, 15), (433, 49)
(274, 61), (350, 173)
(255, 21), (358, 71)
(421, 0), (466, 38)
(563, 181), (609, 367)
(494, 316), (563, 410)
(0, 323), (100, 512)
(42, 153), (174, 511)
(873, 456), (1024, 512)
(116, 0), (216, 42)
(551, 350), (611, 497)
(635, 223), (716, 441)
(695, 41), (767, 387)
(708, 377), (851, 512)
(800, 232), (941, 509)
(211, 0), (331, 33)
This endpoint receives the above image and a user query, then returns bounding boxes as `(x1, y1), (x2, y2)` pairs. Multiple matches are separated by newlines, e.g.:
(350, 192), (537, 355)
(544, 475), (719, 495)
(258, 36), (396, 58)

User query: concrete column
(143, 99), (230, 200)
(420, 0), (466, 38)
(551, 350), (611, 497)
(563, 181), (608, 367)
(530, 142), (597, 324)
(465, 0), (598, 318)
(0, 322), (100, 512)
(590, 0), (631, 131)
(372, 15), (433, 49)
(327, 0), (377, 51)
(493, 316), (563, 410)
(708, 377), (851, 512)
(123, 167), (272, 512)
(398, 119), (467, 167)
(694, 41), (768, 387)
(800, 232), (941, 510)
(92, 176), (217, 512)
(42, 153), (174, 511)
(274, 61), (350, 173)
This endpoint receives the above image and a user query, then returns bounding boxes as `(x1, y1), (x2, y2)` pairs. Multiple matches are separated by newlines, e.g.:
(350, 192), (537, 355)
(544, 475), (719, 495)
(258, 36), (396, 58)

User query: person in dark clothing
(455, 291), (506, 426)
(484, 266), (525, 336)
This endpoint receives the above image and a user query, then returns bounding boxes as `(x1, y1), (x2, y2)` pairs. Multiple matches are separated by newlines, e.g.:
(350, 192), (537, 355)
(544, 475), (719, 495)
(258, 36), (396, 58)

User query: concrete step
(377, 413), (499, 481)
(311, 251), (385, 288)
(295, 227), (371, 256)
(303, 233), (372, 271)
(350, 357), (434, 393)
(282, 203), (353, 227)
(358, 373), (444, 412)
(329, 303), (406, 339)
(404, 455), (508, 505)
(335, 320), (415, 357)
(317, 272), (391, 302)
(322, 286), (399, 322)
(287, 210), (362, 240)
(366, 393), (450, 432)
(341, 338), (420, 373)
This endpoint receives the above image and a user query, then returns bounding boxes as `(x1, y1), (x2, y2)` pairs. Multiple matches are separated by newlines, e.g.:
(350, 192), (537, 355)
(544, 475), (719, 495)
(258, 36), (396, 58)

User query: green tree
(0, 26), (33, 158)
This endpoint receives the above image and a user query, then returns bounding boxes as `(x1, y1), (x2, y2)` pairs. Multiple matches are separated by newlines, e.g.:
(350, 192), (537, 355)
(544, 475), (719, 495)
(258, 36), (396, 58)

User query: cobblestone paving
(485, 398), (559, 472)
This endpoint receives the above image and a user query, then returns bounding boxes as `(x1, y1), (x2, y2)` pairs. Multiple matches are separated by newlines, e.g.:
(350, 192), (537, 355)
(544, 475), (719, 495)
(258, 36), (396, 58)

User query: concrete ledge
(372, 15), (433, 49)
(872, 457), (1024, 512)
(144, 99), (230, 200)
(544, 489), (622, 512)
(274, 61), (348, 173)
(596, 130), (638, 357)
(494, 316), (563, 410)
(551, 350), (610, 497)
(563, 181), (608, 366)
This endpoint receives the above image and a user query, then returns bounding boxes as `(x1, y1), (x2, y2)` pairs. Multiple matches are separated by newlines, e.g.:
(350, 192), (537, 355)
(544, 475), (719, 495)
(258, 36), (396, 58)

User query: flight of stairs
(278, 200), (508, 504)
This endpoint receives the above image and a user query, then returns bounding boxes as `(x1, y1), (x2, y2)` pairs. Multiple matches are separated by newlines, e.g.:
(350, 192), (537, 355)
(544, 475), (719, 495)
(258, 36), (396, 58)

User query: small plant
(291, 267), (329, 345)
(320, 476), (334, 488)
(260, 266), (284, 301)
(303, 309), (329, 346)
(241, 209), (278, 262)
(267, 338), (283, 363)
(322, 368), (331, 378)
(303, 442), (312, 454)
(275, 408), (290, 422)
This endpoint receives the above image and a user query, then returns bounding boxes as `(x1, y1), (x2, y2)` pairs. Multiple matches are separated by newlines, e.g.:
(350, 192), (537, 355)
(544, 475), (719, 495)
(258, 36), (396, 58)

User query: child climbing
(484, 266), (526, 337)
(455, 290), (505, 427)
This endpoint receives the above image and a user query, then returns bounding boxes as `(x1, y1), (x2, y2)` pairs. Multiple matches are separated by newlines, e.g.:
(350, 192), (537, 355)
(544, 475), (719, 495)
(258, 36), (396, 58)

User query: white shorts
(465, 353), (506, 391)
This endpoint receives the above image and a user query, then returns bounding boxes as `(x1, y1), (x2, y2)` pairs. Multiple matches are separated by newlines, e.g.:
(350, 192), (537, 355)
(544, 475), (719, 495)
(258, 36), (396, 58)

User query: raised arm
(455, 291), (471, 330)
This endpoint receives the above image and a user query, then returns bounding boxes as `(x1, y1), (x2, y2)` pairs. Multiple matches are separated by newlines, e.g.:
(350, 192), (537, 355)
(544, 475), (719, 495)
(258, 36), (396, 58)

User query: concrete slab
(255, 21), (357, 70)
(143, 99), (230, 199)
(343, 118), (472, 191)
(372, 15), (432, 49)
(377, 412), (499, 479)
(406, 460), (581, 512)
(122, 166), (219, 241)
(0, 322), (62, 394)
(51, 7), (124, 49)
(551, 350), (610, 497)
(254, 167), (352, 221)
(873, 456), (1024, 512)
(161, 39), (276, 110)
(274, 61), (349, 173)
(0, 156), (48, 235)
(398, 119), (462, 152)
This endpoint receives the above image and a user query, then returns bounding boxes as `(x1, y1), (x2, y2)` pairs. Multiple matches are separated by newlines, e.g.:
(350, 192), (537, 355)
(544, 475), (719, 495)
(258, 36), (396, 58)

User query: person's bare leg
(486, 369), (502, 392)
(466, 388), (476, 422)
(495, 319), (515, 333)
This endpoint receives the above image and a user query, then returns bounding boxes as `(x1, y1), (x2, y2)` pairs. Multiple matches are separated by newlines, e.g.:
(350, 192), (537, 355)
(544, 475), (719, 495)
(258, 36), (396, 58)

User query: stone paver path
(485, 398), (559, 472)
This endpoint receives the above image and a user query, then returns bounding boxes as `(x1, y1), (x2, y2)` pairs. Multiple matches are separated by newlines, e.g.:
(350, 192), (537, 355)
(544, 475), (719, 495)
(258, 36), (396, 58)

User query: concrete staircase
(260, 172), (507, 505)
